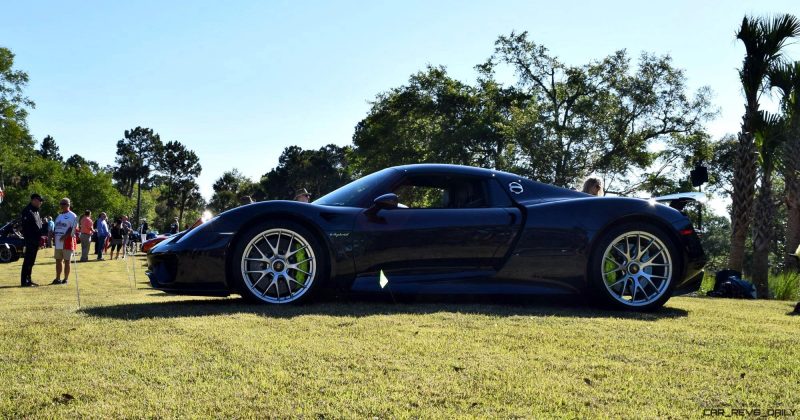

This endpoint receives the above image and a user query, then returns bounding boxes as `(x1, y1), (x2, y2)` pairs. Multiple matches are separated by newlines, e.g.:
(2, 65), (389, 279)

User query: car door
(349, 172), (522, 292)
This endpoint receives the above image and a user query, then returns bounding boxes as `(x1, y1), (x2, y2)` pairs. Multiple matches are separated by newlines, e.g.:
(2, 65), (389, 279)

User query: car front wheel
(232, 221), (325, 304)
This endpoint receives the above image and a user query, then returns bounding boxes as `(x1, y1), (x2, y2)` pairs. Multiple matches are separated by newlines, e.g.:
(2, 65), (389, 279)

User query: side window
(394, 184), (447, 209)
(392, 175), (491, 209)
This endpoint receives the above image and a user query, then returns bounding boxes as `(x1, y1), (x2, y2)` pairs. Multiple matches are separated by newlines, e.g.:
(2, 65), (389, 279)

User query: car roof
(393, 163), (503, 178)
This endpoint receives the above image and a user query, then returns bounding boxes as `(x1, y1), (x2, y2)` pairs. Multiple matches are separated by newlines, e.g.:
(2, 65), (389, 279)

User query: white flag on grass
(379, 270), (389, 289)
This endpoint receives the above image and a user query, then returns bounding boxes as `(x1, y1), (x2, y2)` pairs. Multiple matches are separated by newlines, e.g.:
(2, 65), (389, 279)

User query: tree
(0, 47), (135, 224)
(37, 135), (62, 161)
(154, 140), (202, 225)
(769, 61), (800, 271)
(208, 169), (255, 214)
(112, 127), (162, 197)
(635, 132), (714, 197)
(175, 180), (205, 226)
(751, 112), (786, 295)
(257, 145), (352, 200)
(729, 14), (800, 273)
(64, 154), (100, 172)
(351, 34), (712, 193)
(493, 32), (713, 190)
(352, 65), (524, 177)
(0, 47), (34, 131)
(112, 126), (163, 227)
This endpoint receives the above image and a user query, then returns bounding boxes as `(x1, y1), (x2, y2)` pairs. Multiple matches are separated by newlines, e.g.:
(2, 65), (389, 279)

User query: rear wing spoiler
(653, 192), (707, 211)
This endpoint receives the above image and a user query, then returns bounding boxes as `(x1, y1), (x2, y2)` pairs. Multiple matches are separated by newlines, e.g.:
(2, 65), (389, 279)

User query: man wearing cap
(19, 193), (44, 287)
(169, 217), (179, 235)
(294, 188), (311, 203)
(51, 198), (77, 284)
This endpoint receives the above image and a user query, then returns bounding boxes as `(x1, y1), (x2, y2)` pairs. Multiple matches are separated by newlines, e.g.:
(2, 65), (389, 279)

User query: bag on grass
(707, 269), (757, 299)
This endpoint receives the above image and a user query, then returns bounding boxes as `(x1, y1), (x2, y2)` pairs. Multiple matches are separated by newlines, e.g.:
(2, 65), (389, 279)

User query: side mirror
(367, 193), (398, 214)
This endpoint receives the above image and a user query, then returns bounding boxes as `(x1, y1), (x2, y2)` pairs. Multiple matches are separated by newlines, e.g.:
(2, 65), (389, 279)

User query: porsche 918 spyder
(147, 164), (706, 311)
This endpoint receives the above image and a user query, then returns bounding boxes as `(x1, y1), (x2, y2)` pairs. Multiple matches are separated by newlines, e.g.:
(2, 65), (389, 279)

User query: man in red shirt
(78, 210), (94, 262)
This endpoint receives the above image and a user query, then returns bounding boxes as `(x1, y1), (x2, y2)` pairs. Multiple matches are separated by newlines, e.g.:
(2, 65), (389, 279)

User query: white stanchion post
(132, 249), (138, 289)
(124, 247), (134, 290)
(71, 248), (81, 309)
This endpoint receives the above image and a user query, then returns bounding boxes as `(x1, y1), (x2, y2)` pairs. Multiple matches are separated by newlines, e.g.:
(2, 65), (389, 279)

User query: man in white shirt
(52, 198), (78, 285)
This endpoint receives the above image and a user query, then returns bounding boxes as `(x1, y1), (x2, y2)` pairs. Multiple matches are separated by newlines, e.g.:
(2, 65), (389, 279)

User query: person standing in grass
(78, 210), (94, 262)
(120, 215), (132, 258)
(95, 212), (110, 260)
(168, 217), (179, 235)
(109, 218), (123, 260)
(52, 198), (77, 285)
(19, 193), (44, 287)
(47, 216), (55, 248)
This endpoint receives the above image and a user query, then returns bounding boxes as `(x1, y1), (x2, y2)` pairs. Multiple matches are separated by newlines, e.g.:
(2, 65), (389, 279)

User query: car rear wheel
(590, 223), (679, 311)
(232, 221), (326, 304)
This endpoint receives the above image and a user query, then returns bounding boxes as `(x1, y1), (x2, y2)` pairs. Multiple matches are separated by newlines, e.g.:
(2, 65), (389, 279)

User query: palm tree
(751, 111), (785, 296)
(729, 14), (800, 273)
(769, 61), (800, 272)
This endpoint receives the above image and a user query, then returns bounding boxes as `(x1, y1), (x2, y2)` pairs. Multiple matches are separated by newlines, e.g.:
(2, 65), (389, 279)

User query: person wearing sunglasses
(52, 198), (77, 284)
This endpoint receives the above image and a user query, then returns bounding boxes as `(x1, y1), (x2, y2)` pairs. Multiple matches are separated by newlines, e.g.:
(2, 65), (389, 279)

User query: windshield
(314, 169), (393, 207)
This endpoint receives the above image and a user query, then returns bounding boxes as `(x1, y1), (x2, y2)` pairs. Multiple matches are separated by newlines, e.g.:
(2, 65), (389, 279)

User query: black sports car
(0, 220), (25, 263)
(147, 164), (706, 311)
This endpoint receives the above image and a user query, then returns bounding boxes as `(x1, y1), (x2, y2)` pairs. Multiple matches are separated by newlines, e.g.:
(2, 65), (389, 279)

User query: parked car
(0, 220), (25, 263)
(147, 164), (706, 311)
(141, 234), (170, 253)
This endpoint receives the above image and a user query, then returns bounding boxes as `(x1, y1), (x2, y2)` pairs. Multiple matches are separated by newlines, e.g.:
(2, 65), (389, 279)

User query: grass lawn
(1, 248), (799, 418)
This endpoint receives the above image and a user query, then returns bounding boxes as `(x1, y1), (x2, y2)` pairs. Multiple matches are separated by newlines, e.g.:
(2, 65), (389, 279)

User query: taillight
(679, 228), (694, 236)
(190, 217), (203, 230)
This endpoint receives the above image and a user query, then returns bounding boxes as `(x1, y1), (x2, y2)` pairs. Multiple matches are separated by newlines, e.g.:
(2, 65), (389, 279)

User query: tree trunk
(135, 178), (142, 233)
(752, 164), (775, 298)
(729, 132), (757, 272)
(178, 190), (186, 228)
(786, 200), (800, 270)
(783, 130), (800, 271)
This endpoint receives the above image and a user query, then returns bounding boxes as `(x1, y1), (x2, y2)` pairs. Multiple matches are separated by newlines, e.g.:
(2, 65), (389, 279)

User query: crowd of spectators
(17, 193), (138, 287)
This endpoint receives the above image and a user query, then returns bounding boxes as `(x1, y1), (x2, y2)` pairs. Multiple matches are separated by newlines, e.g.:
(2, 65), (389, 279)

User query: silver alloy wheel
(601, 231), (672, 307)
(240, 228), (316, 304)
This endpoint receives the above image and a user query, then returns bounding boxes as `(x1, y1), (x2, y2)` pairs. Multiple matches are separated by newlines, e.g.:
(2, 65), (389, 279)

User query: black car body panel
(147, 164), (706, 299)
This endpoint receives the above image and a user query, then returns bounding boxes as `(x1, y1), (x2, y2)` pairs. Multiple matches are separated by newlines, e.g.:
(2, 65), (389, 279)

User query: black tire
(230, 220), (327, 304)
(0, 245), (14, 263)
(589, 222), (680, 311)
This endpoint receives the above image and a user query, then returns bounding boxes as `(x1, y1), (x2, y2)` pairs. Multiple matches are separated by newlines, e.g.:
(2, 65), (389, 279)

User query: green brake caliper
(604, 258), (619, 286)
(294, 242), (308, 285)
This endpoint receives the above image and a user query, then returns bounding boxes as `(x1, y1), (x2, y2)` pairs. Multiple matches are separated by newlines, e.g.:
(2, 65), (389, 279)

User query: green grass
(1, 249), (799, 418)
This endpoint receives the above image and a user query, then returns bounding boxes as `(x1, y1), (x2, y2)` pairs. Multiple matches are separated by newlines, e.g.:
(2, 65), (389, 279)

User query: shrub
(768, 271), (800, 300)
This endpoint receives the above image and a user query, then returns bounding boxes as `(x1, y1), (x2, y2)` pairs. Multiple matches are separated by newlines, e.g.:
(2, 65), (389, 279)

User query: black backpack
(707, 269), (757, 299)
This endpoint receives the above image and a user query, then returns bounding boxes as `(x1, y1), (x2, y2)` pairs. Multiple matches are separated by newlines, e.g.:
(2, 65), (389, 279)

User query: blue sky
(2, 1), (799, 201)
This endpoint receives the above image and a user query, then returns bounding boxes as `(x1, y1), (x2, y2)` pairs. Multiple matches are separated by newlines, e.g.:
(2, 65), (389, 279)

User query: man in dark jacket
(20, 193), (44, 287)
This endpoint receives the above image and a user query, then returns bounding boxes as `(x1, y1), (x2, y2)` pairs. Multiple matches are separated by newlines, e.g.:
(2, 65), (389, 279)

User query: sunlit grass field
(1, 248), (799, 418)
